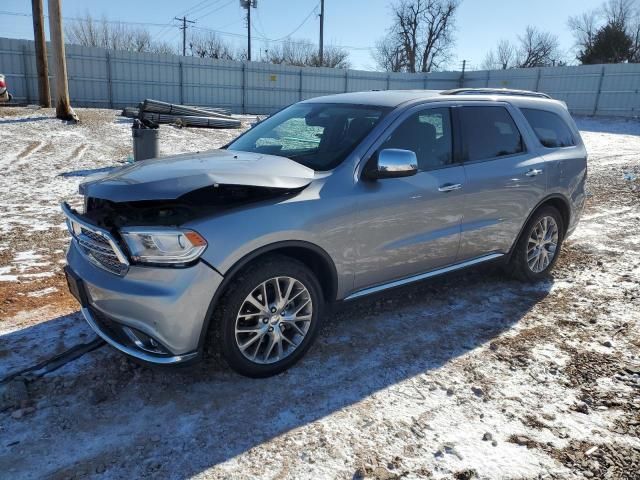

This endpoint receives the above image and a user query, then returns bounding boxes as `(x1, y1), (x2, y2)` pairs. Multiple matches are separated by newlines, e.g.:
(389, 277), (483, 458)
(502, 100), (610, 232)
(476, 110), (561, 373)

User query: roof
(303, 90), (442, 107)
(441, 88), (551, 99)
(303, 88), (556, 108)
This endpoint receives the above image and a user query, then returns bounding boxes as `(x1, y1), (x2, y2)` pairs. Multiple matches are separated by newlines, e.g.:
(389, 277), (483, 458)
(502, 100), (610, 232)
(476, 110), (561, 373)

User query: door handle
(525, 168), (543, 177)
(438, 183), (463, 192)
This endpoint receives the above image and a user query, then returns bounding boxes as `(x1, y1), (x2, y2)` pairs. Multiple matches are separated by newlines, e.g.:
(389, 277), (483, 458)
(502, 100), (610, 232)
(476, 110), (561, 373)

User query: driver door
(352, 106), (466, 292)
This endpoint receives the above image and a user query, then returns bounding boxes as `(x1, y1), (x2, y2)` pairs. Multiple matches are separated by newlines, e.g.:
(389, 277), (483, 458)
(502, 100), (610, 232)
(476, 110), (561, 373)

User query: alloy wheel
(527, 216), (559, 273)
(234, 276), (313, 364)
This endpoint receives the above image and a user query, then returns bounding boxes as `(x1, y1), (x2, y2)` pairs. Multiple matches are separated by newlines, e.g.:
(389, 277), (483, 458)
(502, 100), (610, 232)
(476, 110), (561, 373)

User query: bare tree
(265, 39), (314, 66)
(264, 39), (350, 68)
(569, 0), (640, 63)
(515, 26), (560, 67)
(603, 0), (640, 60)
(374, 0), (460, 72)
(65, 14), (176, 54)
(309, 45), (351, 68)
(568, 10), (599, 54)
(189, 32), (235, 59)
(482, 39), (516, 69)
(603, 0), (635, 26)
(374, 36), (407, 71)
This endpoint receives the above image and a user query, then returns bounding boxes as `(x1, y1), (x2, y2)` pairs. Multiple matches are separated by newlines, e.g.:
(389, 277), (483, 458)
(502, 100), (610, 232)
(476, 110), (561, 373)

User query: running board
(344, 253), (504, 301)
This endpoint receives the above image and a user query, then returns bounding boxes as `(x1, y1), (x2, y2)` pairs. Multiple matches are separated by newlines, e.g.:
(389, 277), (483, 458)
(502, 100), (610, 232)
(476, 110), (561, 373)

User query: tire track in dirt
(16, 141), (44, 160)
(66, 144), (87, 163)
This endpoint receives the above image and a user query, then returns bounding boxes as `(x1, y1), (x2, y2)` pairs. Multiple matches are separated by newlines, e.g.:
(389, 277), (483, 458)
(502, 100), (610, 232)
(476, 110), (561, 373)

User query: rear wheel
(213, 255), (323, 377)
(508, 206), (564, 281)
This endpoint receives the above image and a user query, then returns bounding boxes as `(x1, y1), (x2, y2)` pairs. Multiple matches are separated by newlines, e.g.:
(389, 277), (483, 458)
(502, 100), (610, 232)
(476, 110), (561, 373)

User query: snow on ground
(0, 108), (639, 480)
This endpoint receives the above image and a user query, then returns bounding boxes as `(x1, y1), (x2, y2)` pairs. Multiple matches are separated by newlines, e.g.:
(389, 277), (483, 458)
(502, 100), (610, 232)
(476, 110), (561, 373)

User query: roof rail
(440, 88), (551, 99)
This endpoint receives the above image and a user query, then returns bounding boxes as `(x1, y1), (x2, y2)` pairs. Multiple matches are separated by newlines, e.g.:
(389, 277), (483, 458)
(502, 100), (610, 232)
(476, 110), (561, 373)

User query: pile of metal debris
(122, 99), (240, 129)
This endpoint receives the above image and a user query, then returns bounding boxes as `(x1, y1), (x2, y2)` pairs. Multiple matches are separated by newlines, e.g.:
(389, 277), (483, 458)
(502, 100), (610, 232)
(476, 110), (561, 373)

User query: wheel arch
(197, 241), (339, 353)
(507, 194), (571, 260)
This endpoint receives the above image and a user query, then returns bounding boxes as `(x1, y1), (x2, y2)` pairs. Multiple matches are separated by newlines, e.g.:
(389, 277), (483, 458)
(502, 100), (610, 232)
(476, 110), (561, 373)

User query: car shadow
(0, 267), (553, 478)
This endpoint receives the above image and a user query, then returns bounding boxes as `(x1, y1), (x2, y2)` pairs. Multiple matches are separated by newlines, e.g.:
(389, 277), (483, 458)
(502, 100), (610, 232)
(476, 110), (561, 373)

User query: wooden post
(47, 0), (77, 121)
(31, 0), (51, 107)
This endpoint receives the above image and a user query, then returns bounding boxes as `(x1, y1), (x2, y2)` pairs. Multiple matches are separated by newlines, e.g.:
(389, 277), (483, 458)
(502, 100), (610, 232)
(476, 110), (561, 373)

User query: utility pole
(319, 0), (324, 66)
(47, 0), (77, 121)
(31, 0), (50, 107)
(240, 0), (257, 61)
(175, 16), (196, 56)
(459, 60), (466, 87)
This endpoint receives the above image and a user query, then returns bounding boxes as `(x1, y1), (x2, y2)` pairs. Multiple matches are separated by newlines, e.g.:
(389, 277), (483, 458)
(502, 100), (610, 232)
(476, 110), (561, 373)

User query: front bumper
(66, 240), (223, 364)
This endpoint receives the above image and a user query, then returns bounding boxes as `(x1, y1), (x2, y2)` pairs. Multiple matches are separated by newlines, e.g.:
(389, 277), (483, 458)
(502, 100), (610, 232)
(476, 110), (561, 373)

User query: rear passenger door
(455, 103), (547, 260)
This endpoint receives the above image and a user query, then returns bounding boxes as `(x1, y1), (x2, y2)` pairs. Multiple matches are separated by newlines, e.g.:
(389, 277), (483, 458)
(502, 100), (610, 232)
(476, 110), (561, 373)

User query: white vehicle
(0, 74), (12, 103)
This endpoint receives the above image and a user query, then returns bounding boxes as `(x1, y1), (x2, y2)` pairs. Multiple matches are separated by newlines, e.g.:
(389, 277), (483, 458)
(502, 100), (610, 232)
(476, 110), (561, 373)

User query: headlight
(120, 228), (207, 265)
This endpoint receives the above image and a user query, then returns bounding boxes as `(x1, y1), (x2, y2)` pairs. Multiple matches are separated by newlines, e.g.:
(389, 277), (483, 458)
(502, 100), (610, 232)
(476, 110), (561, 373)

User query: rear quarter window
(520, 108), (576, 148)
(458, 106), (524, 162)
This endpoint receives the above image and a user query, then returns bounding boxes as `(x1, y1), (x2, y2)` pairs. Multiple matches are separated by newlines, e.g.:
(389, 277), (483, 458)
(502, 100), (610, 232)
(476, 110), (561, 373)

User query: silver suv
(62, 88), (587, 377)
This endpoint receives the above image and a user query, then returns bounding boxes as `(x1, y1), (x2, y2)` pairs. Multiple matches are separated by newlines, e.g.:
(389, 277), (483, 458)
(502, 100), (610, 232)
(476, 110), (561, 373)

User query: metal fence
(2, 37), (640, 117)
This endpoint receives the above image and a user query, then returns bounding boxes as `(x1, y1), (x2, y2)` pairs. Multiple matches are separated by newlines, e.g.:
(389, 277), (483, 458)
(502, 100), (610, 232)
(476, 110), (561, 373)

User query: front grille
(62, 203), (129, 276)
(76, 227), (127, 275)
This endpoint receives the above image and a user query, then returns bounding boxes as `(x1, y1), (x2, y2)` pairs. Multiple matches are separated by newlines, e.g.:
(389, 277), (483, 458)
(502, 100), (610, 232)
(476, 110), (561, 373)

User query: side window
(378, 107), (453, 171)
(520, 108), (576, 148)
(458, 106), (524, 162)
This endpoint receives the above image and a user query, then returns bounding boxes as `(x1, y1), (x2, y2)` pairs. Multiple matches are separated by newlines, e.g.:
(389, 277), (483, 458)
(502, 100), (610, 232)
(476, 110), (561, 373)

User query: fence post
(179, 61), (184, 105)
(241, 62), (246, 114)
(424, 74), (428, 90)
(106, 51), (113, 109)
(344, 69), (349, 93)
(593, 65), (606, 116)
(299, 68), (303, 101)
(485, 70), (490, 87)
(22, 44), (31, 104)
(387, 73), (391, 90)
(534, 67), (542, 92)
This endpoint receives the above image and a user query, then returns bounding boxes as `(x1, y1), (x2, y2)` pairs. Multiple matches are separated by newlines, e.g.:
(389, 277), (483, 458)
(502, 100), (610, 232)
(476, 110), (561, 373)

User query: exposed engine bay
(81, 183), (303, 229)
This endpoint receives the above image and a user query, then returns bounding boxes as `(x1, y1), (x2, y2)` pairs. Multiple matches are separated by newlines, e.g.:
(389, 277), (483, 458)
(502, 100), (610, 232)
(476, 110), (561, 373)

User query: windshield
(227, 103), (391, 171)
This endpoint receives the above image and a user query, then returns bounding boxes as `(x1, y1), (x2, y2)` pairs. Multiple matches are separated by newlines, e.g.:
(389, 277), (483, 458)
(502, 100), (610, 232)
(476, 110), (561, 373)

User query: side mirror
(365, 148), (418, 180)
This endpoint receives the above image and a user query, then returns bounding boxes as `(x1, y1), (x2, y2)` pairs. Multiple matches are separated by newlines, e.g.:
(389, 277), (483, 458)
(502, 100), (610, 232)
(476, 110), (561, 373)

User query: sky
(0, 0), (605, 71)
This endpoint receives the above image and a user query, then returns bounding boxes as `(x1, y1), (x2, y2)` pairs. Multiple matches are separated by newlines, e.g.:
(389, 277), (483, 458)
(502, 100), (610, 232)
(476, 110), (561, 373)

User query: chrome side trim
(344, 253), (504, 300)
(81, 307), (198, 364)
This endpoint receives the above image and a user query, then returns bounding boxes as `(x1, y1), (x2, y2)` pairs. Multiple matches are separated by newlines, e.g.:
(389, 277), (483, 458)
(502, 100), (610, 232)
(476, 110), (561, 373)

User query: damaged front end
(64, 183), (306, 275)
(81, 183), (305, 229)
(63, 149), (315, 273)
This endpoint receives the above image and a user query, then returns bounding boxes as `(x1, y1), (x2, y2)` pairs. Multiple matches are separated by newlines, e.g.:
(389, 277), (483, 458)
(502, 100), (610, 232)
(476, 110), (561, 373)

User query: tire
(212, 254), (324, 378)
(507, 206), (565, 282)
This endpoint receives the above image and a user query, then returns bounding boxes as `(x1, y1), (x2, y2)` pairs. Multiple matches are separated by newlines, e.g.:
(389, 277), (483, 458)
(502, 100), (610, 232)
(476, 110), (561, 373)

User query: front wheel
(213, 255), (323, 377)
(508, 206), (564, 281)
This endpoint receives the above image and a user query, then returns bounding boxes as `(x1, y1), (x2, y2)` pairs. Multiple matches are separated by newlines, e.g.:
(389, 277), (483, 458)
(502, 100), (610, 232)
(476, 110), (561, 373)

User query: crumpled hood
(79, 149), (316, 202)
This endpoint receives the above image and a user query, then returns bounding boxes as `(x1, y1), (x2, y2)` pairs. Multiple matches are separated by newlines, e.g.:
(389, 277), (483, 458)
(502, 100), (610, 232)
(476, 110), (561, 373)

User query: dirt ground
(0, 108), (639, 480)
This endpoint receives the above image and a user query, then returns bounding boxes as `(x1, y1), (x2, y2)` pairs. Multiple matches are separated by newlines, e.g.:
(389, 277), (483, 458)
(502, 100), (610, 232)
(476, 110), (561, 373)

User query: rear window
(521, 108), (575, 148)
(458, 106), (524, 162)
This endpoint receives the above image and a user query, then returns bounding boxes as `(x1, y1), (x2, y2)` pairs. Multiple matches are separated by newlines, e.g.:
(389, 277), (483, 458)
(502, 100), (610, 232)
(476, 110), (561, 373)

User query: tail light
(0, 80), (5, 88)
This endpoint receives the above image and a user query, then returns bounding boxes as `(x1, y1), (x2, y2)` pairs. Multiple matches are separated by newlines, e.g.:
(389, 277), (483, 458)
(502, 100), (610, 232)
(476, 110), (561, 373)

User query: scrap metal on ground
(121, 99), (240, 129)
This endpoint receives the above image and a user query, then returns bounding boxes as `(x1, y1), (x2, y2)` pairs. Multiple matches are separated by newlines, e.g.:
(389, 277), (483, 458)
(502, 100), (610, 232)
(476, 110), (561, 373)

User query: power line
(271, 3), (319, 42)
(193, 0), (235, 22)
(153, 1), (224, 42)
(0, 9), (374, 52)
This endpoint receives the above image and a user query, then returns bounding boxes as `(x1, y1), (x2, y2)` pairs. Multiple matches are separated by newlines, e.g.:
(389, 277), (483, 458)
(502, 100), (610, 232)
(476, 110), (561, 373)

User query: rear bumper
(66, 241), (223, 364)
